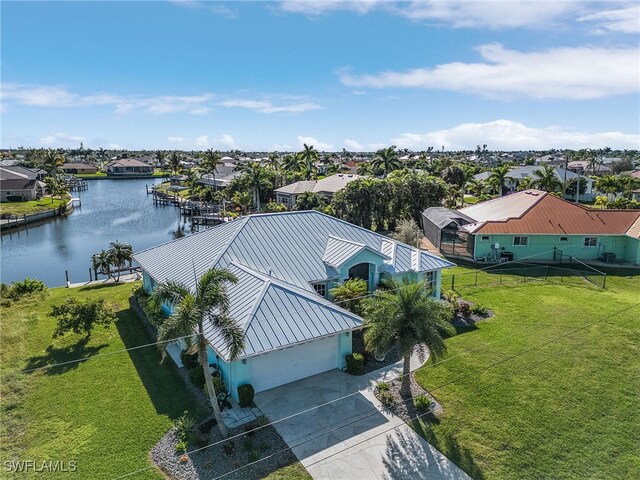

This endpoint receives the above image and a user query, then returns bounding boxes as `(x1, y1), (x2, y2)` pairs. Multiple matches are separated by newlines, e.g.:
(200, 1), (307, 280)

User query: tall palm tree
(42, 149), (65, 177)
(363, 279), (454, 398)
(265, 153), (282, 188)
(466, 178), (489, 197)
(152, 268), (243, 439)
(200, 149), (224, 191)
(281, 154), (301, 173)
(236, 163), (270, 211)
(532, 165), (561, 192)
(488, 164), (512, 196)
(168, 152), (182, 176)
(232, 191), (252, 214)
(297, 144), (319, 181)
(107, 241), (133, 281)
(155, 150), (166, 170)
(356, 161), (375, 176)
(372, 146), (400, 179)
(92, 250), (112, 279)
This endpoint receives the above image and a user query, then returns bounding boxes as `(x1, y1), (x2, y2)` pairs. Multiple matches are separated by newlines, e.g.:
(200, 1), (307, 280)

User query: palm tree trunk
(198, 327), (229, 438)
(400, 353), (412, 398)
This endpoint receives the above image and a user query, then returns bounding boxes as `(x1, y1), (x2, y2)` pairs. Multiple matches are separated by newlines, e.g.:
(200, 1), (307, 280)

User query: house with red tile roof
(423, 190), (640, 265)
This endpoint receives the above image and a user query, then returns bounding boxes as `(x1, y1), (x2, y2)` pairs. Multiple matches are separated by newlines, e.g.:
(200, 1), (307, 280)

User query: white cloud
(168, 136), (185, 144)
(297, 136), (334, 151)
(578, 4), (640, 34)
(168, 134), (234, 149)
(221, 98), (322, 113)
(339, 43), (640, 100)
(281, 1), (581, 29)
(195, 135), (209, 147)
(169, 0), (238, 18)
(1, 83), (216, 115)
(215, 134), (236, 147)
(343, 139), (365, 151)
(391, 119), (640, 150)
(272, 143), (294, 151)
(40, 132), (85, 146)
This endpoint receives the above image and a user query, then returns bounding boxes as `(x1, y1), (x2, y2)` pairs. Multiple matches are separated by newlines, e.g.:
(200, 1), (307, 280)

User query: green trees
(168, 152), (182, 175)
(152, 267), (243, 439)
(91, 241), (133, 281)
(155, 150), (165, 171)
(329, 278), (368, 315)
(50, 298), (116, 339)
(372, 146), (400, 178)
(200, 149), (224, 191)
(391, 218), (424, 247)
(297, 144), (319, 181)
(236, 162), (270, 211)
(532, 165), (561, 193)
(488, 165), (512, 196)
(362, 279), (454, 398)
(43, 176), (68, 203)
(331, 172), (447, 231)
(356, 161), (375, 176)
(294, 191), (322, 211)
(42, 149), (65, 176)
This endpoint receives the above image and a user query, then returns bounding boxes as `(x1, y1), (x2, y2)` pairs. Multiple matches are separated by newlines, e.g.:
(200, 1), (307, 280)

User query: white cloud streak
(392, 119), (640, 150)
(221, 99), (322, 113)
(297, 135), (334, 151)
(339, 43), (640, 99)
(578, 4), (640, 34)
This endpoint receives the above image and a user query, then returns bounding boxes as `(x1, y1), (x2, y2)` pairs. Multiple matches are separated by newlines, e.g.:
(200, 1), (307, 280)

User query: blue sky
(1, 0), (639, 151)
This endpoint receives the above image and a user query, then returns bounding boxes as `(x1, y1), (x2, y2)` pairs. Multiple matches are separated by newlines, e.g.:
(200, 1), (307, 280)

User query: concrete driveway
(255, 369), (471, 480)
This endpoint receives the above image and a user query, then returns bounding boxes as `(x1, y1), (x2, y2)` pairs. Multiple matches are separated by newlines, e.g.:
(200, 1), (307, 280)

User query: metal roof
(203, 263), (362, 360)
(459, 190), (545, 223)
(422, 207), (475, 230)
(274, 174), (361, 196)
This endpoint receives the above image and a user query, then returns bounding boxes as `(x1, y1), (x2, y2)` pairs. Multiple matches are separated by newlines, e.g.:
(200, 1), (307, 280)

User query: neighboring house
(421, 207), (476, 256)
(632, 189), (640, 202)
(630, 171), (640, 179)
(134, 211), (454, 400)
(274, 174), (360, 208)
(0, 166), (46, 202)
(61, 163), (98, 175)
(473, 166), (594, 200)
(106, 158), (154, 175)
(197, 163), (242, 189)
(444, 189), (640, 265)
(535, 154), (566, 166)
(567, 161), (612, 176)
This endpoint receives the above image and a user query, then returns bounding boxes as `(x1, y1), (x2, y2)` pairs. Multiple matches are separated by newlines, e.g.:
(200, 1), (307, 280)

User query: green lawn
(75, 172), (107, 178)
(0, 197), (69, 216)
(0, 283), (206, 479)
(414, 267), (640, 479)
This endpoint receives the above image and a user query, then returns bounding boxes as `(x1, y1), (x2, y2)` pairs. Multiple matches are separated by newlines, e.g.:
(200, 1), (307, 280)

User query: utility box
(603, 252), (616, 264)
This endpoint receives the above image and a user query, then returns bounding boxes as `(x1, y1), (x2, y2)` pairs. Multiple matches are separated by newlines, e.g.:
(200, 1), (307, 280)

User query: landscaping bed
(373, 375), (442, 422)
(151, 417), (308, 480)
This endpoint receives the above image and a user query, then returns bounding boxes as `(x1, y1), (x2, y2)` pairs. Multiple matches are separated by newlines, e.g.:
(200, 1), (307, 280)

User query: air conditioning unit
(603, 252), (616, 264)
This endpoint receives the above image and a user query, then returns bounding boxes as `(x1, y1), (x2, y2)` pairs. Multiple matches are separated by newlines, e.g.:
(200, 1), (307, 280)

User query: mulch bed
(151, 417), (300, 480)
(373, 375), (442, 424)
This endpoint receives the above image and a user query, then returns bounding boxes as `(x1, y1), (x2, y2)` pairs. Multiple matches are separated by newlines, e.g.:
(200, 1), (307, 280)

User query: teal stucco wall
(473, 234), (639, 265)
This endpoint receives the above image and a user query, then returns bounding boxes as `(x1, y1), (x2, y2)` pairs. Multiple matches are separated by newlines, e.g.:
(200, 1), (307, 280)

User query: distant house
(473, 166), (594, 201)
(274, 174), (360, 208)
(426, 190), (640, 265)
(0, 166), (46, 202)
(134, 211), (454, 400)
(61, 163), (98, 175)
(567, 161), (611, 176)
(197, 163), (242, 189)
(106, 159), (154, 176)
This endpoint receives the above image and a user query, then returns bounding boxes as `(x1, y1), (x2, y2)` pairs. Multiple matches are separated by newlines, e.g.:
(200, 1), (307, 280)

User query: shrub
(212, 376), (225, 395)
(175, 439), (188, 454)
(255, 415), (269, 427)
(248, 451), (259, 462)
(378, 390), (395, 407)
(180, 350), (199, 370)
(243, 438), (253, 451)
(8, 278), (47, 299)
(263, 201), (288, 213)
(174, 410), (195, 441)
(50, 297), (115, 339)
(237, 384), (255, 408)
(188, 366), (206, 389)
(455, 299), (473, 317)
(345, 353), (364, 375)
(415, 394), (432, 412)
(442, 290), (459, 303)
(471, 304), (489, 316)
(222, 441), (235, 455)
(377, 381), (391, 393)
(259, 440), (269, 452)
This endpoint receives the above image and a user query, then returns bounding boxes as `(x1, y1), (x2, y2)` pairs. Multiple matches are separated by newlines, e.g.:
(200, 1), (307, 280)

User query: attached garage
(250, 336), (339, 393)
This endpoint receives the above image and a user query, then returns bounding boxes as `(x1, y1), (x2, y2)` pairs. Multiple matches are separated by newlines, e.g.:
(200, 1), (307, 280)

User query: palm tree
(532, 165), (561, 192)
(151, 268), (243, 439)
(595, 175), (621, 199)
(488, 165), (512, 196)
(42, 149), (65, 177)
(281, 154), (301, 173)
(168, 152), (182, 176)
(200, 149), (224, 191)
(356, 161), (375, 176)
(329, 278), (368, 315)
(516, 177), (534, 191)
(92, 250), (112, 279)
(107, 241), (133, 281)
(372, 146), (400, 179)
(232, 191), (252, 214)
(97, 148), (109, 170)
(155, 150), (165, 171)
(265, 153), (282, 188)
(236, 163), (270, 211)
(363, 279), (454, 398)
(466, 178), (489, 197)
(297, 144), (319, 181)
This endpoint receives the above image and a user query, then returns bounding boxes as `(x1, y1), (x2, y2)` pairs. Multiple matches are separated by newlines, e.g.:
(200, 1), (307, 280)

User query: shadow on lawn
(414, 421), (485, 480)
(115, 309), (206, 421)
(24, 337), (108, 375)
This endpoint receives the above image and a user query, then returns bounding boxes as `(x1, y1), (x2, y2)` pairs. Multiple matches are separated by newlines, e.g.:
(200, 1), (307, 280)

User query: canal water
(1, 178), (187, 287)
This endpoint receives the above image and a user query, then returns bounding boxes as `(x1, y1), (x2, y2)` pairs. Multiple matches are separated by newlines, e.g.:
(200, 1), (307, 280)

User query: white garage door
(250, 335), (339, 393)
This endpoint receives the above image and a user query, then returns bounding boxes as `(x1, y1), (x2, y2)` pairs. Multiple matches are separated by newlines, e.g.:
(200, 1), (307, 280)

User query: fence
(446, 261), (607, 291)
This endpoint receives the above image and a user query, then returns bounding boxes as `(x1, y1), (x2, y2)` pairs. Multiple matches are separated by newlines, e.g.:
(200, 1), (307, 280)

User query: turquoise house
(135, 211), (454, 401)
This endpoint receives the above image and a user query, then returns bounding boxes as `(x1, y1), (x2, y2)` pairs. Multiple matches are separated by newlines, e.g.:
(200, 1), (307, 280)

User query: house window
(559, 236), (569, 242)
(480, 235), (490, 242)
(425, 271), (435, 290)
(312, 283), (326, 298)
(583, 237), (597, 247)
(513, 236), (529, 247)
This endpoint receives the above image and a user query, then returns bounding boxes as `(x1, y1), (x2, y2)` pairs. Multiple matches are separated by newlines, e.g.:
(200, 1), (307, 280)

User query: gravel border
(151, 419), (302, 480)
(373, 374), (443, 424)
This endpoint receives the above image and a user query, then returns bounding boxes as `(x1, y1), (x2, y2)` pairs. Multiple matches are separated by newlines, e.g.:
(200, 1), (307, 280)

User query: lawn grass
(0, 283), (206, 479)
(75, 172), (108, 178)
(0, 197), (69, 216)
(414, 267), (640, 479)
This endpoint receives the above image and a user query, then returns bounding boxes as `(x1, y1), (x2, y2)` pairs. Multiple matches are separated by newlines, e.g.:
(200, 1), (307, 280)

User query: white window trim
(480, 235), (491, 242)
(583, 237), (598, 247)
(513, 236), (529, 247)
